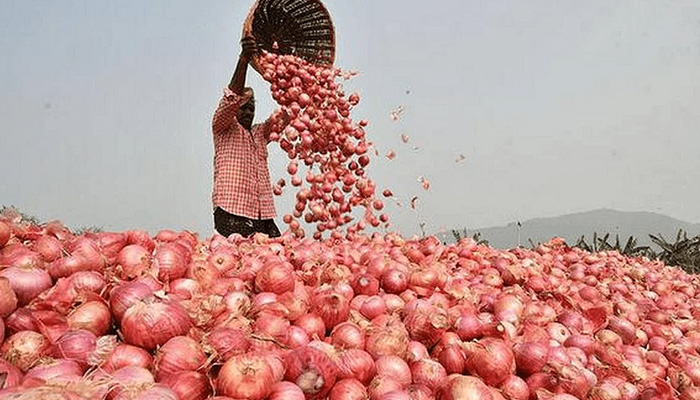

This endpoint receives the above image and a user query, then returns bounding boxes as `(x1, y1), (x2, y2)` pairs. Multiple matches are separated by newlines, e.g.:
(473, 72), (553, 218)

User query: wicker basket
(242, 0), (336, 74)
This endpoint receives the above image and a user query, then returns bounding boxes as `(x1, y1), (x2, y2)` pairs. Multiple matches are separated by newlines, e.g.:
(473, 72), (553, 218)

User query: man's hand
(240, 36), (259, 61)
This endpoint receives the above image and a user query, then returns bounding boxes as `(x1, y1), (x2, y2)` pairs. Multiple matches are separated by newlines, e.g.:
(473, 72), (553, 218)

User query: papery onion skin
(154, 336), (207, 381)
(205, 327), (250, 362)
(284, 346), (338, 399)
(22, 359), (84, 384)
(336, 349), (377, 385)
(330, 378), (368, 400)
(331, 322), (365, 350)
(0, 277), (18, 318)
(410, 358), (447, 392)
(0, 266), (52, 306)
(499, 375), (529, 400)
(52, 329), (97, 367)
(268, 381), (306, 400)
(0, 359), (23, 389)
(109, 282), (155, 322)
(438, 374), (494, 400)
(67, 301), (112, 336)
(121, 298), (192, 351)
(375, 355), (412, 387)
(217, 354), (274, 400)
(101, 343), (153, 372)
(160, 371), (212, 400)
(1, 331), (52, 372)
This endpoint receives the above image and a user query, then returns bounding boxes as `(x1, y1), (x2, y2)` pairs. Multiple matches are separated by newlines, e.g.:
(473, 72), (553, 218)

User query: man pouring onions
(210, 36), (287, 238)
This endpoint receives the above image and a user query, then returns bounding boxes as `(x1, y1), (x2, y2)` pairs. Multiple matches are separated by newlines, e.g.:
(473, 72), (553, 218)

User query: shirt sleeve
(212, 87), (247, 135)
(256, 115), (275, 144)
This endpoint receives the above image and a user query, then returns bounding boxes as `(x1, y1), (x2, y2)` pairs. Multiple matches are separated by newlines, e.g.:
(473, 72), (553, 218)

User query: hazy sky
(1, 0), (699, 238)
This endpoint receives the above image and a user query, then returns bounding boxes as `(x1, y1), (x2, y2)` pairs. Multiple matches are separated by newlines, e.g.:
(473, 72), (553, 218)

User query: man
(211, 36), (282, 238)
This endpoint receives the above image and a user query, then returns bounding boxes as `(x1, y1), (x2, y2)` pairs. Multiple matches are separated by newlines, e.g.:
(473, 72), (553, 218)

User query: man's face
(238, 98), (255, 130)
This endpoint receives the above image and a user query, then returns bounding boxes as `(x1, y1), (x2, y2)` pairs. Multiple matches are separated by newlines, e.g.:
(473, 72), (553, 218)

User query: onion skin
(154, 336), (207, 381)
(52, 329), (97, 367)
(0, 359), (23, 389)
(0, 277), (18, 318)
(160, 371), (212, 400)
(336, 349), (377, 385)
(205, 327), (250, 362)
(101, 343), (153, 372)
(500, 375), (528, 400)
(120, 298), (192, 351)
(312, 288), (351, 331)
(67, 301), (112, 336)
(217, 354), (274, 400)
(0, 266), (52, 306)
(375, 355), (412, 387)
(22, 359), (83, 384)
(514, 342), (549, 377)
(439, 374), (494, 400)
(284, 346), (338, 399)
(330, 378), (368, 400)
(410, 358), (447, 392)
(1, 331), (52, 372)
(463, 338), (516, 387)
(109, 282), (154, 321)
(269, 381), (306, 400)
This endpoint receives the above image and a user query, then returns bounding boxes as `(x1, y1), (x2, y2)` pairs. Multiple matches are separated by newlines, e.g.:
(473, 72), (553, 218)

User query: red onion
(407, 341), (429, 362)
(101, 343), (153, 372)
(369, 376), (404, 400)
(268, 381), (306, 400)
(331, 322), (365, 349)
(205, 327), (250, 362)
(403, 303), (449, 348)
(0, 277), (18, 318)
(154, 336), (207, 381)
(1, 331), (51, 372)
(121, 297), (192, 350)
(381, 268), (408, 294)
(436, 345), (466, 375)
(513, 342), (549, 376)
(0, 221), (11, 247)
(109, 366), (155, 399)
(500, 375), (528, 400)
(588, 382), (622, 400)
(330, 378), (368, 400)
(161, 371), (212, 400)
(336, 349), (377, 385)
(463, 338), (515, 387)
(154, 243), (188, 281)
(439, 375), (494, 400)
(0, 359), (22, 389)
(67, 301), (111, 336)
(295, 313), (327, 340)
(116, 244), (152, 279)
(52, 329), (97, 367)
(366, 317), (409, 359)
(130, 385), (178, 400)
(410, 358), (447, 392)
(109, 281), (154, 321)
(217, 354), (274, 400)
(455, 312), (483, 341)
(375, 355), (411, 387)
(0, 265), (52, 306)
(360, 295), (387, 320)
(312, 287), (351, 331)
(255, 261), (295, 294)
(22, 359), (83, 384)
(69, 271), (106, 294)
(34, 235), (62, 262)
(252, 312), (290, 342)
(284, 346), (338, 399)
(287, 325), (310, 348)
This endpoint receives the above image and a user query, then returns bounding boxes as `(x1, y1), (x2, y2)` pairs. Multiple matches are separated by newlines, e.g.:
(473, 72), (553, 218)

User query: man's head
(238, 87), (255, 130)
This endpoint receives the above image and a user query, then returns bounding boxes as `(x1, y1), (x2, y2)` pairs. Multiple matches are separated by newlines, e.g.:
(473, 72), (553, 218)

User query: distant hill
(440, 209), (700, 250)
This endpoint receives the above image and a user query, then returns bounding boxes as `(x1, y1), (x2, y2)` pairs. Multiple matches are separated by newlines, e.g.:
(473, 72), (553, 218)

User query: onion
(131, 384), (178, 400)
(121, 297), (192, 350)
(410, 358), (447, 392)
(109, 281), (154, 321)
(360, 295), (387, 320)
(312, 287), (351, 331)
(439, 375), (494, 400)
(34, 235), (62, 262)
(369, 376), (403, 400)
(381, 268), (408, 294)
(67, 301), (111, 336)
(22, 359), (83, 384)
(205, 327), (250, 362)
(0, 277), (18, 318)
(284, 346), (338, 399)
(336, 349), (377, 385)
(109, 366), (154, 399)
(407, 341), (429, 362)
(0, 265), (52, 306)
(588, 382), (622, 400)
(154, 336), (207, 381)
(463, 338), (515, 387)
(353, 273), (380, 295)
(101, 343), (153, 372)
(331, 322), (365, 350)
(154, 243), (188, 281)
(0, 221), (11, 247)
(0, 359), (22, 389)
(366, 317), (409, 359)
(268, 381), (306, 400)
(52, 329), (97, 367)
(69, 271), (106, 294)
(330, 378), (368, 400)
(500, 375), (528, 400)
(116, 244), (152, 279)
(252, 312), (290, 342)
(1, 331), (51, 372)
(161, 371), (212, 400)
(217, 354), (274, 400)
(375, 355), (411, 387)
(513, 342), (549, 376)
(295, 313), (327, 340)
(255, 261), (295, 294)
(436, 345), (466, 375)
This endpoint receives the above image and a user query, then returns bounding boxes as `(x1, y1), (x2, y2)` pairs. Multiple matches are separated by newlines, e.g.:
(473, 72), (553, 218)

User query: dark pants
(214, 207), (281, 238)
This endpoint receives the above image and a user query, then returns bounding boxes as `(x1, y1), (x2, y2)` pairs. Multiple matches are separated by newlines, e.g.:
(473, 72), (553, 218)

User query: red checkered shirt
(211, 87), (276, 220)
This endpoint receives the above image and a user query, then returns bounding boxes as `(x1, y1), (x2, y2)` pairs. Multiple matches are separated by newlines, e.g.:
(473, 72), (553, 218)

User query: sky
(1, 0), (699, 238)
